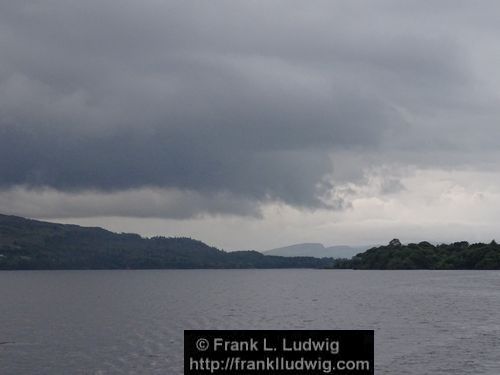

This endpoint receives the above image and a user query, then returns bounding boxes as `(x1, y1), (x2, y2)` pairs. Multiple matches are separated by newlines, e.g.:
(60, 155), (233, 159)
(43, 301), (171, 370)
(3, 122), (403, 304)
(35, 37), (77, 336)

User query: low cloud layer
(0, 186), (261, 219)
(43, 168), (500, 250)
(1, 1), (500, 221)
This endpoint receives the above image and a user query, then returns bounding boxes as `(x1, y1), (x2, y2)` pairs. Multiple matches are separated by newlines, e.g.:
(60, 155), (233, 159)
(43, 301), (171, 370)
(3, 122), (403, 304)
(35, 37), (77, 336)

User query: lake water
(1, 270), (500, 374)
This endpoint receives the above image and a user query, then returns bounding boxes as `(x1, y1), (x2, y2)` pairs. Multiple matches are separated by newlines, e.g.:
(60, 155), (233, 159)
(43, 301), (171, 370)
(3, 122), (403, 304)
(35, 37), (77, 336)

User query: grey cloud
(0, 187), (261, 220)
(380, 178), (406, 195)
(0, 1), (497, 218)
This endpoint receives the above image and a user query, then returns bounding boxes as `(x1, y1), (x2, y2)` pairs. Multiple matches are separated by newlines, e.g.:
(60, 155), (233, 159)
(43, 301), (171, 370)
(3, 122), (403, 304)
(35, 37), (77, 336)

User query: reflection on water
(1, 269), (500, 374)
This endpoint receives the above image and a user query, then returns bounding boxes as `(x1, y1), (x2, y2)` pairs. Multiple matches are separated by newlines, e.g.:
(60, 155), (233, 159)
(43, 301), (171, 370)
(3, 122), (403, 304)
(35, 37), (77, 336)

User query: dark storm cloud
(0, 1), (495, 217)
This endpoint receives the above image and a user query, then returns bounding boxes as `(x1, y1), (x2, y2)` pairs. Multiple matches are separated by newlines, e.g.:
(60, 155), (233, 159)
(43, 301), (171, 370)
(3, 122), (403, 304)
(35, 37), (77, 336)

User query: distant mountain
(0, 214), (338, 270)
(263, 243), (371, 259)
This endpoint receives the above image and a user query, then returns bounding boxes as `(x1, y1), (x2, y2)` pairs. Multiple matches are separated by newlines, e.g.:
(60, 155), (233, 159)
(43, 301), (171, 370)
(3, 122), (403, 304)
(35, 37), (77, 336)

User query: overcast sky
(2, 1), (500, 250)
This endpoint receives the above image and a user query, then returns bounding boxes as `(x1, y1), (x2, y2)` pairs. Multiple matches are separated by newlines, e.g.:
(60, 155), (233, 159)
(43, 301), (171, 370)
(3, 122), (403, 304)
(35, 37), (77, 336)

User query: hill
(342, 239), (500, 270)
(263, 243), (370, 259)
(0, 214), (337, 270)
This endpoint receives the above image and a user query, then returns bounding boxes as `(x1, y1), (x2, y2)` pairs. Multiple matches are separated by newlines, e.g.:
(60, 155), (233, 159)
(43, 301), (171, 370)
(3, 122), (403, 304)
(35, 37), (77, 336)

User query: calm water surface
(1, 270), (500, 374)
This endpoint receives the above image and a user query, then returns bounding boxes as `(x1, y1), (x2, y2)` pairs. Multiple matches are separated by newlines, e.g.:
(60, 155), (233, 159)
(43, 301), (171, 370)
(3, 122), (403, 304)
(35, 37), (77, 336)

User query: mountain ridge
(0, 214), (339, 270)
(263, 242), (371, 259)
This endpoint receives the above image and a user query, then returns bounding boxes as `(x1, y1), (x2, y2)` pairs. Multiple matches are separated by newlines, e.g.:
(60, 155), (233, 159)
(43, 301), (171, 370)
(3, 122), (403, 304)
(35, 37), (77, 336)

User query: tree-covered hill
(344, 239), (500, 270)
(3, 214), (499, 270)
(0, 214), (337, 270)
